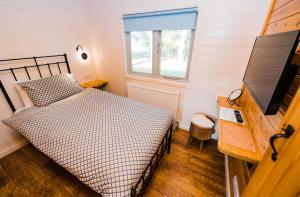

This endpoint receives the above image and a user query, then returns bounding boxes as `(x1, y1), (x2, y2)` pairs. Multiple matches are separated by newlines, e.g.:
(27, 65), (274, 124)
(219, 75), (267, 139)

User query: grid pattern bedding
(3, 88), (174, 197)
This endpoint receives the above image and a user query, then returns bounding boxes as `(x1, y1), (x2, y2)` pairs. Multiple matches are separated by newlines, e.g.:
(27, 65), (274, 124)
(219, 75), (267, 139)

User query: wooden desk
(218, 96), (262, 163)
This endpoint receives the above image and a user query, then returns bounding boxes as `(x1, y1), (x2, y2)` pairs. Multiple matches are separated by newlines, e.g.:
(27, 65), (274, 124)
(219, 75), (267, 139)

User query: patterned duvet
(3, 88), (174, 196)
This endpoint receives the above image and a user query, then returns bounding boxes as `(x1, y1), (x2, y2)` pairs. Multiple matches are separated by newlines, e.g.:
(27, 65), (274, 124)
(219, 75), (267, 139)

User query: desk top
(218, 96), (262, 163)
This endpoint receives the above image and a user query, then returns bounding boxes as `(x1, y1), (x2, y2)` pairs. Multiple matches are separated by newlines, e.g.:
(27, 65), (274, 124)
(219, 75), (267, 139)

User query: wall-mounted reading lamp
(76, 45), (88, 60)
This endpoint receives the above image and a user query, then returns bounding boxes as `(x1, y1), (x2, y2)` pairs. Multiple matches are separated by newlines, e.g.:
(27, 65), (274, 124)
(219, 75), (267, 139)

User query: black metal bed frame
(0, 53), (173, 196)
(0, 54), (70, 112)
(131, 123), (173, 196)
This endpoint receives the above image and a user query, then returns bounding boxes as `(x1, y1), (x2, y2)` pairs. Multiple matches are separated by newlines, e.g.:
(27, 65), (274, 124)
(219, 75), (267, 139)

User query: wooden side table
(80, 79), (108, 90)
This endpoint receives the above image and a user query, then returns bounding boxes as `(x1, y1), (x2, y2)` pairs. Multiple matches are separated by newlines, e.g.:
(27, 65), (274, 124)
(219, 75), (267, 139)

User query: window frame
(125, 29), (195, 81)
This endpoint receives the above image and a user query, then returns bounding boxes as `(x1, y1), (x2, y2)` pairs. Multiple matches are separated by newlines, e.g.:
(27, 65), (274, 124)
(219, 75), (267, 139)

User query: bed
(0, 54), (174, 197)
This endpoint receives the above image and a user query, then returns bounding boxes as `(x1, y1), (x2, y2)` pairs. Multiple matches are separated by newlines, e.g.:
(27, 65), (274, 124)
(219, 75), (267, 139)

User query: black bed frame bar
(0, 54), (70, 112)
(131, 123), (173, 196)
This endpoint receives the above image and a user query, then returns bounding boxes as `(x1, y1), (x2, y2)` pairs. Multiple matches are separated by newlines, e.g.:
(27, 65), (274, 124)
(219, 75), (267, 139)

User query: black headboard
(0, 54), (71, 112)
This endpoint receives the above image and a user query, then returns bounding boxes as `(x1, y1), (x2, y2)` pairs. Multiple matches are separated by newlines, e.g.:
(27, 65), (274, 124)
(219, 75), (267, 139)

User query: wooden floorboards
(0, 129), (225, 197)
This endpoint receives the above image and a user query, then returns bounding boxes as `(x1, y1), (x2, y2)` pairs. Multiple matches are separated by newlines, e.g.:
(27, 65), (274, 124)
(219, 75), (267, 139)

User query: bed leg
(131, 188), (136, 197)
(167, 125), (173, 154)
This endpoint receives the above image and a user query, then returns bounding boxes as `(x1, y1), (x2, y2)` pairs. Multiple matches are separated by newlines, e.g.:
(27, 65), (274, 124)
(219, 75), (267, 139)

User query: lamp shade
(81, 52), (88, 60)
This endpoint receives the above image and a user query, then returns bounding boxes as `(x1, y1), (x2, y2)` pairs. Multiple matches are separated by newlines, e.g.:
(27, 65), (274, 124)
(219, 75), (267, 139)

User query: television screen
(243, 30), (299, 115)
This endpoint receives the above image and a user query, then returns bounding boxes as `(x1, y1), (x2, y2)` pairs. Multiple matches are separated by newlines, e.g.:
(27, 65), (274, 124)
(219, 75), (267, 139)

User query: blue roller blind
(123, 7), (198, 32)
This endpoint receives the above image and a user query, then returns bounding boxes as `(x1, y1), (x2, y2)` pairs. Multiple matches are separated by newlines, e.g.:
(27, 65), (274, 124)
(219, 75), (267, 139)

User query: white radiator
(127, 83), (180, 120)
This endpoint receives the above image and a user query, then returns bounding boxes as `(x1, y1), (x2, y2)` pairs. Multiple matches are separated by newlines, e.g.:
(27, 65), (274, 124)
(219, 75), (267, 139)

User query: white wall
(86, 0), (270, 134)
(0, 0), (96, 157)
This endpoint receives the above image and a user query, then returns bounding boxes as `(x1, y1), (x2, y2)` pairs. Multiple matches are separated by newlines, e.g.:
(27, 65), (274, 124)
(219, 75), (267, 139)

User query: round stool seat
(191, 113), (214, 129)
(189, 113), (216, 150)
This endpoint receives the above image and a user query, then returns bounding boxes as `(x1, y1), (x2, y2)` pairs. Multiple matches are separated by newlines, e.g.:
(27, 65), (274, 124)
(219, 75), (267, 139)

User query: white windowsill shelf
(125, 74), (191, 89)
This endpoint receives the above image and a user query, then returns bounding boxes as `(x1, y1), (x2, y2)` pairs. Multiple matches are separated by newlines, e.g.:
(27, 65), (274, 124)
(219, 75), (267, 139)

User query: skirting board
(0, 139), (28, 159)
(178, 123), (190, 131)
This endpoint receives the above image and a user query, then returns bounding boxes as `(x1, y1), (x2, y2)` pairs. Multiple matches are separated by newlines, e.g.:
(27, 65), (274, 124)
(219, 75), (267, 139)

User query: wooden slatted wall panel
(263, 0), (300, 113)
(240, 0), (300, 157)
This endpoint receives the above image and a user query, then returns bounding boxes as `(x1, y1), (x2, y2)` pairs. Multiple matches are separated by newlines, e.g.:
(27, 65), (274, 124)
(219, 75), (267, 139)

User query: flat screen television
(243, 30), (299, 115)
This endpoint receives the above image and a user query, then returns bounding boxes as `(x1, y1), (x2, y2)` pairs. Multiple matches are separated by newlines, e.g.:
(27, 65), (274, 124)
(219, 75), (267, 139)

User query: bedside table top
(80, 79), (108, 88)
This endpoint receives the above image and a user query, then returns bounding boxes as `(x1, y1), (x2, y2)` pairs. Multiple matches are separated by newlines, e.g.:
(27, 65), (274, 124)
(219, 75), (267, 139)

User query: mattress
(3, 88), (174, 196)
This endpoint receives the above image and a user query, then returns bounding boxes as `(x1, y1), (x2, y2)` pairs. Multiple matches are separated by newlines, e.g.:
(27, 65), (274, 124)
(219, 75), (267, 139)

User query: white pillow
(65, 73), (77, 83)
(14, 82), (35, 108)
(14, 73), (78, 108)
(14, 107), (29, 114)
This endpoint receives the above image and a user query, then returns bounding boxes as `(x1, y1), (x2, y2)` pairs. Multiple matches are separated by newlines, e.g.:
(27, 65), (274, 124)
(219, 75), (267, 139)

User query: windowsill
(125, 74), (191, 89)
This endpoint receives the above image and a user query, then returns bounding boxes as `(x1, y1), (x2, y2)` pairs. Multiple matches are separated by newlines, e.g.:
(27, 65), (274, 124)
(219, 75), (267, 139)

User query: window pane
(160, 30), (191, 78)
(131, 31), (152, 74)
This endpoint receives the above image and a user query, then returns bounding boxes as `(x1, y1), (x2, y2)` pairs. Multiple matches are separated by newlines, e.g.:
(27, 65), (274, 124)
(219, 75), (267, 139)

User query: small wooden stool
(189, 113), (216, 150)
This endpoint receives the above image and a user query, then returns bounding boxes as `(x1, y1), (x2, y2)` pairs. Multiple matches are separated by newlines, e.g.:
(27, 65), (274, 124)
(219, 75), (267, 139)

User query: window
(130, 31), (152, 74)
(160, 30), (192, 78)
(123, 8), (197, 80)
